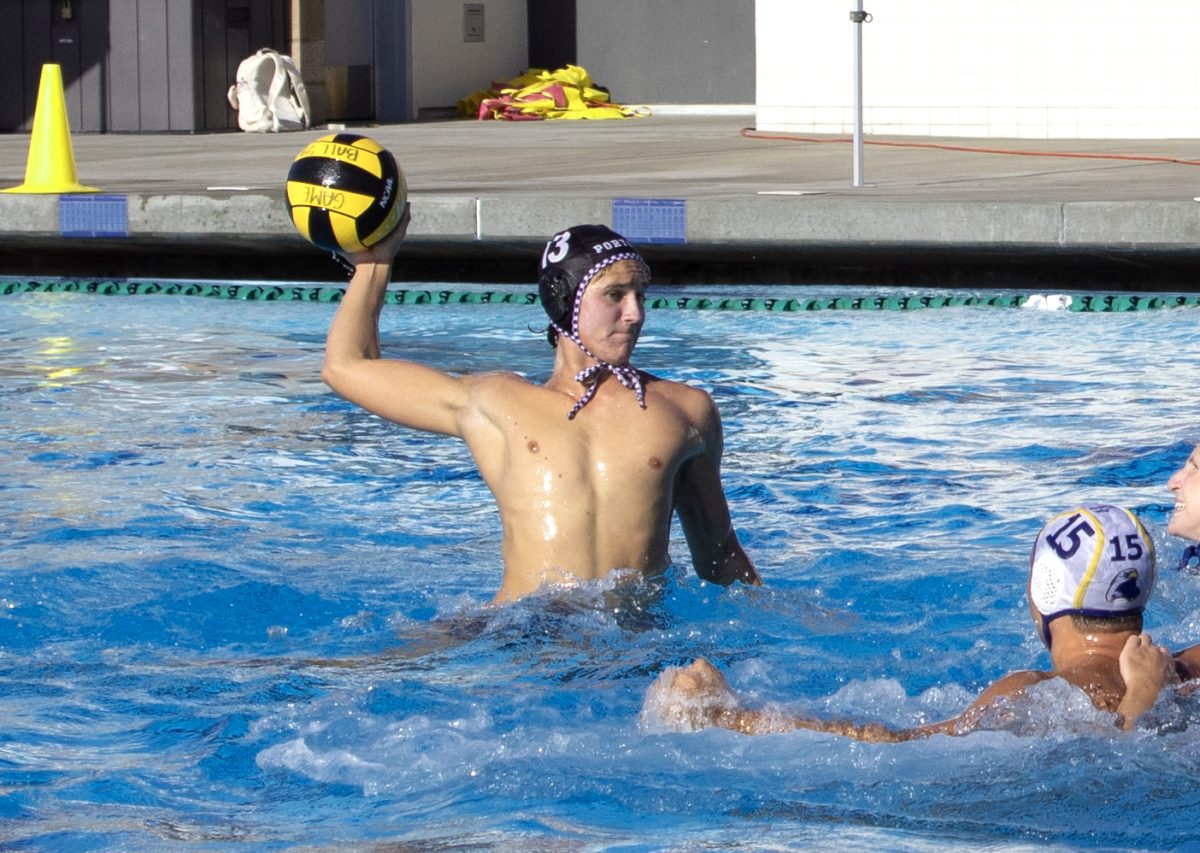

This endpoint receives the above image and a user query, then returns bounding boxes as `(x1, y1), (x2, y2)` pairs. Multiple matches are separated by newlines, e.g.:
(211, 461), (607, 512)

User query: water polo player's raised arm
(672, 390), (760, 587)
(322, 205), (469, 438)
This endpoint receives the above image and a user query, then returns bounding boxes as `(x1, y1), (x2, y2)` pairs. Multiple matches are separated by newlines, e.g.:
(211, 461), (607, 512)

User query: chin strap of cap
(550, 321), (645, 419)
(549, 251), (649, 420)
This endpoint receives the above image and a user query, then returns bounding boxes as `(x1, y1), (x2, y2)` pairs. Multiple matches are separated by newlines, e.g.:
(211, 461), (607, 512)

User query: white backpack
(226, 48), (312, 132)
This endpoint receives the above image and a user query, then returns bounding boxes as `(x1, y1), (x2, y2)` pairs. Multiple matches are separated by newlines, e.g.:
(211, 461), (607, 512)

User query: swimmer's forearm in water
(698, 704), (928, 743)
(673, 414), (761, 587)
(652, 660), (1061, 743)
(693, 691), (997, 743)
(655, 660), (932, 742)
(697, 527), (760, 586)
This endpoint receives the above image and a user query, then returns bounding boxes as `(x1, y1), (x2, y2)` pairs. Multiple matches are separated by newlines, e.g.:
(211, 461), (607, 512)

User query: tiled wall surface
(756, 0), (1200, 138)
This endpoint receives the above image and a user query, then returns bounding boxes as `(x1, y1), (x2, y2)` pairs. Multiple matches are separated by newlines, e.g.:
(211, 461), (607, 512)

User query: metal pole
(850, 2), (869, 187)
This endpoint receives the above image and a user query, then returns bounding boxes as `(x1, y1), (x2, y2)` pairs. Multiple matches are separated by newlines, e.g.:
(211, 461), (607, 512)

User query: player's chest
(511, 405), (701, 483)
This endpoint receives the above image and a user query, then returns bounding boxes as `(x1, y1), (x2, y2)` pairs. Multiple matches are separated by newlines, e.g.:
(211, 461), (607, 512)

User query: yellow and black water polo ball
(285, 133), (406, 254)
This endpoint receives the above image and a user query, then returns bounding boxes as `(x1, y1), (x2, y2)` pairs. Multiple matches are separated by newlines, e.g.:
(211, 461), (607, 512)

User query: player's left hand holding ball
(349, 202), (411, 266)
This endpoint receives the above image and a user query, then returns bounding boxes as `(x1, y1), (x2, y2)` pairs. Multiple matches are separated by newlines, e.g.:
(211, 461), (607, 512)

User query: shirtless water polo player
(322, 208), (760, 602)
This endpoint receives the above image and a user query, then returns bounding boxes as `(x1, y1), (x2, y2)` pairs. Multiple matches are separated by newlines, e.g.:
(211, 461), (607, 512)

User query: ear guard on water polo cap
(538, 224), (648, 342)
(1028, 504), (1155, 648)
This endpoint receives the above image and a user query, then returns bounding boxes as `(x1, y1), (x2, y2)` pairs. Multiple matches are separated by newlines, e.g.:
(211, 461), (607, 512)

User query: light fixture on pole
(850, 2), (872, 187)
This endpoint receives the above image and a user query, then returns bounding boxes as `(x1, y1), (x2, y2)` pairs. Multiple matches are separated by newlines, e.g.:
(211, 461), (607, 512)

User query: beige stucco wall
(411, 0), (528, 113)
(290, 0), (329, 123)
(289, 0), (528, 123)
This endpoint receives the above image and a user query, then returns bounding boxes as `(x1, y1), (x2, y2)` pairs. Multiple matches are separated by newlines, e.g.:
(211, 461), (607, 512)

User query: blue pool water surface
(3, 285), (1200, 851)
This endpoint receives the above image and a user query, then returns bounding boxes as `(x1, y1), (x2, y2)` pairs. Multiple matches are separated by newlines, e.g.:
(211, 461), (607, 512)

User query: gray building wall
(0, 0), (109, 132)
(2, 0), (753, 133)
(576, 0), (754, 104)
(2, 0), (287, 133)
(108, 0), (194, 132)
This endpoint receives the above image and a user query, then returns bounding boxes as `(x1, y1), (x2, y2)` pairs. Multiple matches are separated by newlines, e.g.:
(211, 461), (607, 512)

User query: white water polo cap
(1029, 504), (1156, 647)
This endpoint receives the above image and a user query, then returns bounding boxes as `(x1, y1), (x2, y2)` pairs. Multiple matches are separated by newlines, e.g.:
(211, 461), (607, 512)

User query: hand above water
(347, 202), (412, 267)
(1117, 633), (1177, 729)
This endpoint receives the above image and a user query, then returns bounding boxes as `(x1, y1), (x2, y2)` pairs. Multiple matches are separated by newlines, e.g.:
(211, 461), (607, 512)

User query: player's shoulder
(465, 369), (534, 389)
(644, 373), (718, 415)
(1173, 643), (1200, 681)
(970, 669), (1055, 708)
(642, 370), (707, 397)
(461, 369), (542, 407)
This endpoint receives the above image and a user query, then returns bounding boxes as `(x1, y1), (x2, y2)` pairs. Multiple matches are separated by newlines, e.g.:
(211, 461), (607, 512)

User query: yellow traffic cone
(3, 63), (101, 194)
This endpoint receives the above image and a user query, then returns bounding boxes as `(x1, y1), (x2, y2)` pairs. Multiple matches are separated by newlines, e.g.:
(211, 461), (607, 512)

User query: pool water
(3, 285), (1200, 851)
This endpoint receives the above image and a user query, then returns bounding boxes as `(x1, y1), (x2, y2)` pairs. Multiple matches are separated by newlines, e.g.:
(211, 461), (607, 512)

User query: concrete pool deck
(1, 111), (1199, 287)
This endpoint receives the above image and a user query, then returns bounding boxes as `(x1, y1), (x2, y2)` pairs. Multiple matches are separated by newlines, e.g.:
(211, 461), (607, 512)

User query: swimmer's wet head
(1027, 504), (1156, 649)
(537, 224), (652, 419)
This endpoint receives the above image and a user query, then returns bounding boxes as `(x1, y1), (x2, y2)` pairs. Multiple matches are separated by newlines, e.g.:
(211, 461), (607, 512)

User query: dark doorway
(527, 0), (575, 71)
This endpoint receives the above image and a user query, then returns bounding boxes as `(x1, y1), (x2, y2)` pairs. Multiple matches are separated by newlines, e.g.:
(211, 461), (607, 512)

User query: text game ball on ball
(286, 133), (406, 254)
